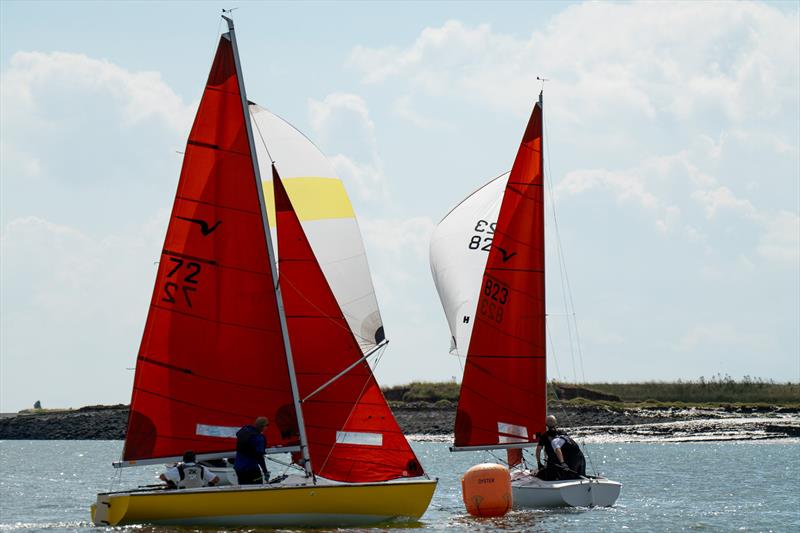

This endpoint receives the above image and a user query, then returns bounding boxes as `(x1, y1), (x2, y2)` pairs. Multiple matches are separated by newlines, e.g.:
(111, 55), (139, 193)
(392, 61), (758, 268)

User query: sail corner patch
(497, 421), (529, 444)
(196, 424), (239, 438)
(335, 431), (383, 446)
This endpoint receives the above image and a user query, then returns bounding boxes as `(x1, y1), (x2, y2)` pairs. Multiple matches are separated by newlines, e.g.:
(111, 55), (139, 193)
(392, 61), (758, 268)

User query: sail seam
(174, 195), (261, 216)
(186, 140), (250, 158)
(149, 303), (284, 333)
(162, 250), (218, 266)
(137, 359), (292, 393)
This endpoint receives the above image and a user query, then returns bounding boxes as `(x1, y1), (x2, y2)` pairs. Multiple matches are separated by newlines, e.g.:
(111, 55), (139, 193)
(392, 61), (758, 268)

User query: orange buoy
(461, 463), (512, 517)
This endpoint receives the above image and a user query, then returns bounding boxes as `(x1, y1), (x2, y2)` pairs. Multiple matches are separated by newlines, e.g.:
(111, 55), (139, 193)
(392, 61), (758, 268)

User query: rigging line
(278, 273), (375, 346)
(547, 323), (598, 476)
(542, 111), (583, 384)
(315, 343), (389, 475)
(110, 462), (123, 493)
(250, 106), (275, 164)
(543, 111), (587, 385)
(211, 17), (224, 66)
(267, 455), (305, 473)
(302, 340), (389, 403)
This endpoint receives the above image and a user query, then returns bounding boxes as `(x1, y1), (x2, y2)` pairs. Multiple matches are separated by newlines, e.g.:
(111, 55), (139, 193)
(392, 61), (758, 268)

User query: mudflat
(1, 402), (797, 442)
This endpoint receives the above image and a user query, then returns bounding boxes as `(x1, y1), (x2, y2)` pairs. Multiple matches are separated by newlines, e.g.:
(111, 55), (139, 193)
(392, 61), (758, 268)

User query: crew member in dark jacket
(535, 415), (586, 480)
(234, 416), (270, 485)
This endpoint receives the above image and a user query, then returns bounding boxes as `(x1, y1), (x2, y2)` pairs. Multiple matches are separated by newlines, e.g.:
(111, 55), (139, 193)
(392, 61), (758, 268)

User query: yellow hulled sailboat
(91, 15), (436, 527)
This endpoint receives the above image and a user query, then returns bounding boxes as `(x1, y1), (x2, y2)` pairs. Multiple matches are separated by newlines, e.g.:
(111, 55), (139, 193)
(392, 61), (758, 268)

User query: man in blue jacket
(234, 416), (270, 485)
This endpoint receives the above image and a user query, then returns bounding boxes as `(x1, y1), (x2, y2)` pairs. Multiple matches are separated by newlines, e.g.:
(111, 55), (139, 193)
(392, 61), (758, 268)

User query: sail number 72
(162, 257), (200, 308)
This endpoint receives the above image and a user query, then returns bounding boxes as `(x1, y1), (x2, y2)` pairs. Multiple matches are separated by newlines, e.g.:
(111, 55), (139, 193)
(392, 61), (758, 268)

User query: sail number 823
(480, 278), (508, 323)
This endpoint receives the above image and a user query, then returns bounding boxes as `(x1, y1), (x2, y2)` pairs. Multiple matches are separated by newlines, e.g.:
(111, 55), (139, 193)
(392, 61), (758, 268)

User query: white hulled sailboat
(430, 92), (620, 508)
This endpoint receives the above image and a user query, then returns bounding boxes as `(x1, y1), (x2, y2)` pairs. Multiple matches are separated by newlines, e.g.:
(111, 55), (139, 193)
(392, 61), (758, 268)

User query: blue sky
(1, 1), (798, 412)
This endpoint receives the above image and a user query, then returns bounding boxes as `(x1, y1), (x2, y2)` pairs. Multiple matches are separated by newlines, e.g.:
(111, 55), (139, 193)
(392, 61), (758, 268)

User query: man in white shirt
(534, 415), (586, 480)
(160, 451), (220, 489)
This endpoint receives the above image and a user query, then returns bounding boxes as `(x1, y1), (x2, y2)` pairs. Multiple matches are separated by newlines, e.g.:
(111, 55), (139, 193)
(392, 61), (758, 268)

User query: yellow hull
(92, 478), (437, 527)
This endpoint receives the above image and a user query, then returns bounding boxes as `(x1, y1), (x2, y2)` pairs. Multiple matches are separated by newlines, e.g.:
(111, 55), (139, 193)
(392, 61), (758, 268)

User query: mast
(223, 15), (314, 478)
(539, 89), (552, 392)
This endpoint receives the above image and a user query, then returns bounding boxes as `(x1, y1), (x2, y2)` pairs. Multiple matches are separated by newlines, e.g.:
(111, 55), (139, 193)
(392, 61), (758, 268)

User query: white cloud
(757, 211), (800, 264)
(0, 52), (194, 131)
(349, 3), (798, 124)
(676, 322), (766, 353)
(328, 154), (387, 203)
(0, 50), (194, 199)
(359, 215), (435, 304)
(0, 214), (166, 411)
(1, 51), (194, 132)
(0, 140), (41, 178)
(392, 95), (448, 129)
(309, 93), (376, 144)
(692, 186), (758, 220)
(557, 168), (659, 210)
(308, 93), (388, 201)
(361, 215), (435, 260)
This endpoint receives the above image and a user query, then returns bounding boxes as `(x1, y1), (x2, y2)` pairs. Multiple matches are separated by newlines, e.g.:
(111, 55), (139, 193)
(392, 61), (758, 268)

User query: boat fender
(461, 463), (512, 517)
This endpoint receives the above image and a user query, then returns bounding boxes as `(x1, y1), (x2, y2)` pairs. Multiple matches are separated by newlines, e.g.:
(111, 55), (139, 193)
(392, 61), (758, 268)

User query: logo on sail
(496, 246), (517, 262)
(176, 216), (222, 236)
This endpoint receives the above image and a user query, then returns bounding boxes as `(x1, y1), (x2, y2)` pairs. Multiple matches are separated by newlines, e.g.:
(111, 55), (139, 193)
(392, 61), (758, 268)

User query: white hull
(511, 472), (621, 508)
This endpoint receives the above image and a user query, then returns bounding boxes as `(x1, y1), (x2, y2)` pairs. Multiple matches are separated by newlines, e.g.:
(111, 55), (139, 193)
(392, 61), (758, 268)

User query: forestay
(249, 105), (384, 354)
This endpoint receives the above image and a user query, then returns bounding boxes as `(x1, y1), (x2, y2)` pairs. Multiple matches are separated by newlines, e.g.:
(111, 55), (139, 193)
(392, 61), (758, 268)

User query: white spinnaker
(429, 173), (509, 355)
(250, 104), (384, 353)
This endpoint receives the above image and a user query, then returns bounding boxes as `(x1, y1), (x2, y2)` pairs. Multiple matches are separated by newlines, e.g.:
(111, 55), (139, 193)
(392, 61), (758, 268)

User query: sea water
(0, 440), (798, 532)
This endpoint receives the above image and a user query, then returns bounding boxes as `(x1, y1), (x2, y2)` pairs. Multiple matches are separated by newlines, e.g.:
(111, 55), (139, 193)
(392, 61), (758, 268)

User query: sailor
(234, 416), (270, 485)
(160, 451), (220, 489)
(534, 415), (586, 480)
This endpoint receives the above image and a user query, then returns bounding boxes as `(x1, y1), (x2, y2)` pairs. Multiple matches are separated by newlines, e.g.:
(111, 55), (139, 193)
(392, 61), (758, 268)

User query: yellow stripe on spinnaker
(262, 177), (355, 225)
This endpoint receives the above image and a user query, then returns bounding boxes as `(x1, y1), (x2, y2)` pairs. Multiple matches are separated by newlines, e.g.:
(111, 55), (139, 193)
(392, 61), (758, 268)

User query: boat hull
(511, 474), (621, 508)
(92, 478), (437, 527)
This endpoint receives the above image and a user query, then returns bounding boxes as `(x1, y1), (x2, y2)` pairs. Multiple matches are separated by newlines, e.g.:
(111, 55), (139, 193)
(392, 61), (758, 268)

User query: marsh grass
(585, 375), (799, 405)
(383, 375), (799, 407)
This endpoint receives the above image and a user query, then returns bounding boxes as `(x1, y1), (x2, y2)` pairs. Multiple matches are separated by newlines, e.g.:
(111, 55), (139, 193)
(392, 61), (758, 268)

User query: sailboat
(429, 91), (620, 508)
(91, 16), (436, 527)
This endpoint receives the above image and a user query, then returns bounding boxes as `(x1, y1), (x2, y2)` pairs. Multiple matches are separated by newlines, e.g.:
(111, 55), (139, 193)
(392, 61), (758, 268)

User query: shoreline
(1, 403), (798, 442)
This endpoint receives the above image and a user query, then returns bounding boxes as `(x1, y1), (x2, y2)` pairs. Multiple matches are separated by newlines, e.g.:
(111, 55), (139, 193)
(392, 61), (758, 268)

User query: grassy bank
(585, 376), (799, 405)
(383, 377), (799, 407)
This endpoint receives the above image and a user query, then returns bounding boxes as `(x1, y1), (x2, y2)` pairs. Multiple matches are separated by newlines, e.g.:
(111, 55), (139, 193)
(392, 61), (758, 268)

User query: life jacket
(541, 431), (581, 464)
(176, 462), (205, 489)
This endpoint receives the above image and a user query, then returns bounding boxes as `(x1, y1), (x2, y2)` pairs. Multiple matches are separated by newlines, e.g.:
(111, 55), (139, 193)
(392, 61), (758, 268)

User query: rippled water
(1, 440), (798, 532)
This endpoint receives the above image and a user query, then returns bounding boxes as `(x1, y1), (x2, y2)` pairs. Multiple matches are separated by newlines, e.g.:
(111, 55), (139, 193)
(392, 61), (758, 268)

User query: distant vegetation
(383, 375), (800, 407)
(583, 375), (799, 405)
(384, 382), (460, 403)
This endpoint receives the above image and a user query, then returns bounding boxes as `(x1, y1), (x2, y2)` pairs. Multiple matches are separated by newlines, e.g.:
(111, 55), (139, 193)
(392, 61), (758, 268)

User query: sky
(1, 1), (798, 412)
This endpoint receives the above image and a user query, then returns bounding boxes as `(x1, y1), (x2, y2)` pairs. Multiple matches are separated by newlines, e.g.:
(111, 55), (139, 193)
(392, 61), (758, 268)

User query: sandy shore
(0, 403), (797, 441)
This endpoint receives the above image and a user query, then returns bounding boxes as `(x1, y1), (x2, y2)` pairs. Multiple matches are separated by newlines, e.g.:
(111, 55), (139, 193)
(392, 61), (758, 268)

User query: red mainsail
(454, 98), (546, 448)
(123, 35), (296, 462)
(273, 168), (423, 482)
